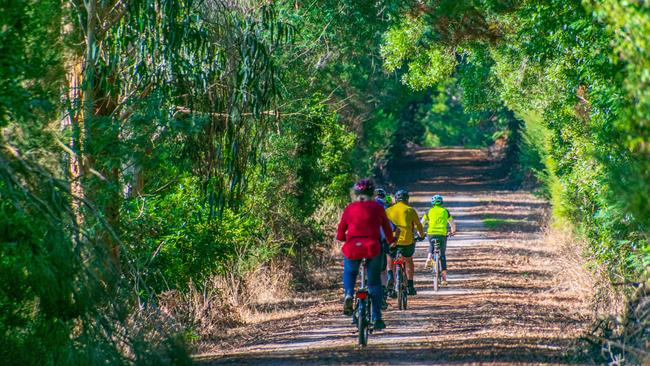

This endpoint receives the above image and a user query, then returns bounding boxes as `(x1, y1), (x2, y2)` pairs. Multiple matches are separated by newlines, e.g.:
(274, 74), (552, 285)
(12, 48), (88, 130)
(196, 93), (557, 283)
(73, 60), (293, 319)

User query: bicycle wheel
(436, 258), (442, 286)
(357, 299), (368, 346)
(400, 268), (408, 310)
(432, 256), (439, 292)
(397, 267), (405, 310)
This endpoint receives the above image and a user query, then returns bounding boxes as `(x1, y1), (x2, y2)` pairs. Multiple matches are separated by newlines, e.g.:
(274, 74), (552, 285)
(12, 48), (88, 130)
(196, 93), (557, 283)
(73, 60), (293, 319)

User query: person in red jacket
(337, 178), (395, 330)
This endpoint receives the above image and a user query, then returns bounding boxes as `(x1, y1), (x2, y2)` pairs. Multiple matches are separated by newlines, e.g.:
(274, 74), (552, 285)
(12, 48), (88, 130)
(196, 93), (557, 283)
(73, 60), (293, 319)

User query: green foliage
(0, 158), (192, 365)
(0, 0), (61, 127)
(122, 177), (273, 292)
(382, 0), (649, 284)
(382, 16), (456, 90)
(419, 80), (510, 147)
(9, 0), (649, 362)
(1, 0), (291, 363)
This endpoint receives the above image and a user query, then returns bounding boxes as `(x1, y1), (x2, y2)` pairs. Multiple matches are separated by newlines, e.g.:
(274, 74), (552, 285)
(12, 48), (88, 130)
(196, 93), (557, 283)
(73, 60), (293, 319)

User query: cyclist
(385, 189), (425, 296)
(373, 188), (391, 310)
(337, 179), (395, 330)
(421, 194), (456, 286)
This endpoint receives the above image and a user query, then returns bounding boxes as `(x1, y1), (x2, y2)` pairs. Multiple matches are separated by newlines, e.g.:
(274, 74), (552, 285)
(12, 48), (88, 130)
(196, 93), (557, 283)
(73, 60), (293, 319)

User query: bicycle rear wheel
(436, 259), (442, 286)
(396, 268), (405, 310)
(433, 263), (439, 292)
(357, 299), (368, 346)
(399, 268), (408, 310)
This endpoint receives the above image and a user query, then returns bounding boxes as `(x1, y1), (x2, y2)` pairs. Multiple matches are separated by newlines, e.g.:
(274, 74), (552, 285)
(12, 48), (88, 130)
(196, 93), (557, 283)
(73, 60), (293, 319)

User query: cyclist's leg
(441, 236), (448, 280)
(386, 245), (397, 287)
(406, 256), (414, 280)
(386, 246), (397, 298)
(366, 254), (383, 322)
(424, 239), (434, 268)
(401, 244), (415, 279)
(401, 244), (416, 293)
(380, 240), (388, 286)
(342, 257), (361, 297)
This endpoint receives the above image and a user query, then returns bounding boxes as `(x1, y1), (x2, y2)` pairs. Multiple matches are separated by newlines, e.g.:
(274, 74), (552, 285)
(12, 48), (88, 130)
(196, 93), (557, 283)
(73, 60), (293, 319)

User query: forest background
(1, 0), (647, 364)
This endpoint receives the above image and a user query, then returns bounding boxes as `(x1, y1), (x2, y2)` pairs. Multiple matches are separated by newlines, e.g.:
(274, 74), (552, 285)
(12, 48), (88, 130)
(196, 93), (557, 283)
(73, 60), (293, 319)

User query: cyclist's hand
(450, 231), (456, 237)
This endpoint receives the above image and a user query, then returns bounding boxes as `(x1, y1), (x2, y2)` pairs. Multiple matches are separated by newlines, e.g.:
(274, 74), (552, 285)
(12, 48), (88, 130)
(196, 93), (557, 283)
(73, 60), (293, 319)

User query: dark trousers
(428, 235), (447, 271)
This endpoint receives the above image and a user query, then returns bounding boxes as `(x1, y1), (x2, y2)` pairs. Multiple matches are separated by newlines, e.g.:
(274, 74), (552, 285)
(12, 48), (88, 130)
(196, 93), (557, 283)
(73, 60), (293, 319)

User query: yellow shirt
(386, 202), (424, 245)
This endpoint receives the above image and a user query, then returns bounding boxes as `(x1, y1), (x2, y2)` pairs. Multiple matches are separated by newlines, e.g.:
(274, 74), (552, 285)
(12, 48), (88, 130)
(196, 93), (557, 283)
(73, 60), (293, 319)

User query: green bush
(122, 176), (276, 292)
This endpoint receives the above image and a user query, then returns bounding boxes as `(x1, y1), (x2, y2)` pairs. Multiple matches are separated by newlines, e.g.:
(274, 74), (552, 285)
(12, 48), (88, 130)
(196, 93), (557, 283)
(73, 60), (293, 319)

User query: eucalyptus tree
(1, 0), (289, 363)
(63, 0), (288, 267)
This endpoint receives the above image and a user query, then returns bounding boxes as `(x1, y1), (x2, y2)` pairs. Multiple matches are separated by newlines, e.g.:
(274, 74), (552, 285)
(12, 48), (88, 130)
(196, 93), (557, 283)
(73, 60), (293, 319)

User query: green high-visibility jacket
(422, 205), (453, 236)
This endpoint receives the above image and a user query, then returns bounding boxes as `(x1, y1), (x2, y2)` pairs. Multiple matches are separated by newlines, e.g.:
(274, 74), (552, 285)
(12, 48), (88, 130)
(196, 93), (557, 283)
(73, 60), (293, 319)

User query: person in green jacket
(421, 194), (456, 286)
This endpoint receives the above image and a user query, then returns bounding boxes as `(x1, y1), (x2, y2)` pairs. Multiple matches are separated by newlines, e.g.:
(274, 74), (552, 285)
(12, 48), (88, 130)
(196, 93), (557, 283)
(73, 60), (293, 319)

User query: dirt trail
(196, 148), (592, 365)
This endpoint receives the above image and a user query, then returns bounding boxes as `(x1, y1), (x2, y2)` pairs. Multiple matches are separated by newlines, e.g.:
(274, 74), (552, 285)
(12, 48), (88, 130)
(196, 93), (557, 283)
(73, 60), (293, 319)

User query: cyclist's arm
(420, 213), (428, 228)
(336, 209), (348, 241)
(413, 210), (425, 238)
(448, 218), (457, 235)
(380, 209), (396, 244)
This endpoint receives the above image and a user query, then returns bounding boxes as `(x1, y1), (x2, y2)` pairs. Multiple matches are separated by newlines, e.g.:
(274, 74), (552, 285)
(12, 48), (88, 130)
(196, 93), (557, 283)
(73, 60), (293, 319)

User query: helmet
(385, 195), (393, 206)
(431, 194), (443, 205)
(374, 188), (386, 199)
(353, 178), (375, 196)
(395, 189), (409, 202)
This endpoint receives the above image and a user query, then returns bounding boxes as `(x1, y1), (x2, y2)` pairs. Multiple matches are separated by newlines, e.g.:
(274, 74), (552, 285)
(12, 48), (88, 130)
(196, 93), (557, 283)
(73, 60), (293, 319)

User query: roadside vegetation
(1, 0), (647, 365)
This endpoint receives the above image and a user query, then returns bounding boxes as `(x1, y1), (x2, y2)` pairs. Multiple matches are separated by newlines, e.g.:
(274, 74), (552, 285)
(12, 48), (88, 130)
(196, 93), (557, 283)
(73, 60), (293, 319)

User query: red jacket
(336, 200), (395, 244)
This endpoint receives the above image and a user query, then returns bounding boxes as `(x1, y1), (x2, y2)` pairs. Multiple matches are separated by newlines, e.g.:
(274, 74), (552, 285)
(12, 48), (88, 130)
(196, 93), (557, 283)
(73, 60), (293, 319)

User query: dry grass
(156, 261), (296, 345)
(543, 227), (601, 307)
(541, 226), (650, 365)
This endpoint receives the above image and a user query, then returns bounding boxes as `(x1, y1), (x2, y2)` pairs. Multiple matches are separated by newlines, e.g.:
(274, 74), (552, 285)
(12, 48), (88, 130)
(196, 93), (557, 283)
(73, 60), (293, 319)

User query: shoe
(388, 289), (397, 299)
(408, 286), (417, 296)
(373, 319), (386, 331)
(343, 295), (353, 316)
(441, 280), (448, 286)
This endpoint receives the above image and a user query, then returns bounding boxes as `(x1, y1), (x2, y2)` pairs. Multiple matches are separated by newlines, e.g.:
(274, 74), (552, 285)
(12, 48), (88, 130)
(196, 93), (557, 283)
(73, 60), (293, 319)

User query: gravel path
(196, 148), (592, 365)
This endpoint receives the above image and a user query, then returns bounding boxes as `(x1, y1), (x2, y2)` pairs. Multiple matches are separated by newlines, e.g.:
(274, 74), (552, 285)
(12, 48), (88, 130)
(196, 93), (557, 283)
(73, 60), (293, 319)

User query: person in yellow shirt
(385, 189), (425, 296)
(421, 194), (456, 286)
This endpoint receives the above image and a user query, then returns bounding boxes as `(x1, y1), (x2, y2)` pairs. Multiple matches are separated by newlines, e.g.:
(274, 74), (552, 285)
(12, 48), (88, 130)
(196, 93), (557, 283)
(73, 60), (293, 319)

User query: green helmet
(385, 195), (393, 206)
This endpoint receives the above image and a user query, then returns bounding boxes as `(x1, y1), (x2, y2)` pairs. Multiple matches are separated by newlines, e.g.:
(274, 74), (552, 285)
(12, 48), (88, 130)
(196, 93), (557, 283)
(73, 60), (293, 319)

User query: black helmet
(395, 189), (409, 202)
(353, 178), (375, 196)
(374, 188), (386, 199)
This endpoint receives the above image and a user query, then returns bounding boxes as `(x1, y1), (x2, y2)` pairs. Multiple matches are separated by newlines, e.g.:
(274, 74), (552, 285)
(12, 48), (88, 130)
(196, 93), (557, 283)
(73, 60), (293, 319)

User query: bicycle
(392, 252), (408, 310)
(351, 258), (373, 346)
(430, 238), (443, 292)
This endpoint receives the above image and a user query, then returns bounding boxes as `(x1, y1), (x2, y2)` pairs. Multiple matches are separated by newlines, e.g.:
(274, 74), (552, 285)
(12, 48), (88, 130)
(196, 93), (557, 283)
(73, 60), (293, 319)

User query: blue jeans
(343, 255), (383, 321)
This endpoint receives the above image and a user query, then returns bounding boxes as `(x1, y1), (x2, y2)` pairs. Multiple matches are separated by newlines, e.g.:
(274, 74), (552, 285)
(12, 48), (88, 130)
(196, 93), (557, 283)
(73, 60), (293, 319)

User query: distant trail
(196, 147), (591, 365)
